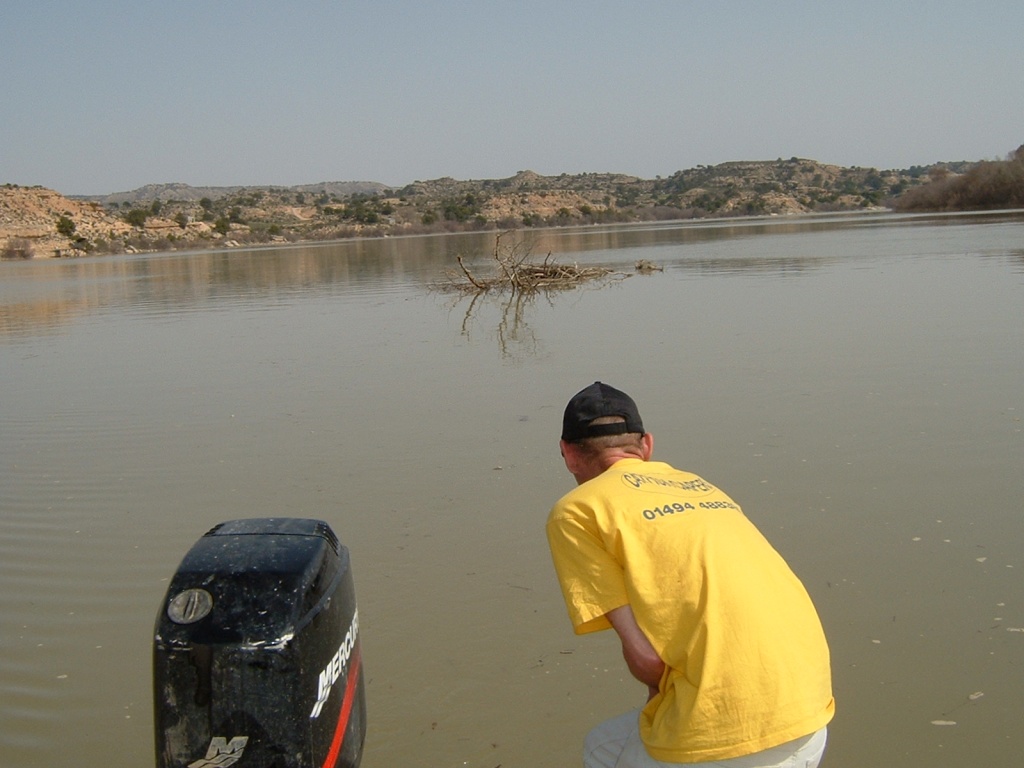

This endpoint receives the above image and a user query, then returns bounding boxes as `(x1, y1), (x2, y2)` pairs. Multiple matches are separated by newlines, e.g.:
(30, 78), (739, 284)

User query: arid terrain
(0, 157), (974, 259)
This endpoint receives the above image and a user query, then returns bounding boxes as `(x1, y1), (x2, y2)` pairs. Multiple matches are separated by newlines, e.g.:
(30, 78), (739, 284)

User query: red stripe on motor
(321, 643), (362, 768)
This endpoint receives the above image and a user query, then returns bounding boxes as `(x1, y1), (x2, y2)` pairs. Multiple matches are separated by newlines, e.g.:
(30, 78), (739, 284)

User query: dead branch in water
(438, 231), (625, 295)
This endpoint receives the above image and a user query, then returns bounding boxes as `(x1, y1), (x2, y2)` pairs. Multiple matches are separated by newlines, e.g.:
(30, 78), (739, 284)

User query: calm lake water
(2, 211), (1022, 768)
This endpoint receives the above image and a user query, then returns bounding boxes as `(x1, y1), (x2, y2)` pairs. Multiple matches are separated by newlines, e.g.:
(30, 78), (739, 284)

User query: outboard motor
(153, 518), (365, 768)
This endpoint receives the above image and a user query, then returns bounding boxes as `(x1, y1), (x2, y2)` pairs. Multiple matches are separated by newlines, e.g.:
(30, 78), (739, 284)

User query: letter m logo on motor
(188, 736), (249, 768)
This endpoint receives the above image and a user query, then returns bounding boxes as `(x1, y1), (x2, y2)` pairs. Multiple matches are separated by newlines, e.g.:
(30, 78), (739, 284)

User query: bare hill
(94, 181), (391, 205)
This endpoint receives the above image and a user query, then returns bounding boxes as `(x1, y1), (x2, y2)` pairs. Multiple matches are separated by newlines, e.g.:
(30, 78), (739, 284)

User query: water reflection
(4, 209), (1023, 348)
(0, 236), (493, 337)
(451, 290), (544, 360)
(1, 212), (941, 339)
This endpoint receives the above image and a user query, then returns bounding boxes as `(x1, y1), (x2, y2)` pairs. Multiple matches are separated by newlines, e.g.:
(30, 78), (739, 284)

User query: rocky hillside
(1, 185), (135, 257)
(0, 158), (974, 259)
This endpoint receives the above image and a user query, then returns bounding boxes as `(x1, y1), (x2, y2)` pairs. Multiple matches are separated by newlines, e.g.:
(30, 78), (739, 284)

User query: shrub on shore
(894, 144), (1024, 212)
(2, 237), (34, 259)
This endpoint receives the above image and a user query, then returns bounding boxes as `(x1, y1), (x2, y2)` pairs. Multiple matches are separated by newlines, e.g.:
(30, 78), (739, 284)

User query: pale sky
(2, 1), (1021, 195)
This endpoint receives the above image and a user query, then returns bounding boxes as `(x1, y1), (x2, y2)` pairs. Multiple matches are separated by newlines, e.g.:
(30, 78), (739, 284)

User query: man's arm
(606, 604), (665, 700)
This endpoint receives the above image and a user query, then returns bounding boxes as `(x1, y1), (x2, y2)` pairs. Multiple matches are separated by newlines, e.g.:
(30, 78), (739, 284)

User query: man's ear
(641, 432), (654, 460)
(560, 439), (583, 474)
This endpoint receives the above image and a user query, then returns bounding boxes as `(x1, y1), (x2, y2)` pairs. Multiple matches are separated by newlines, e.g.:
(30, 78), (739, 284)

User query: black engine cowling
(153, 518), (365, 768)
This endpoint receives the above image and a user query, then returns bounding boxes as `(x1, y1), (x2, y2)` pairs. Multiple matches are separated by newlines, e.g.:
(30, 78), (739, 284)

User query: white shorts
(584, 709), (828, 768)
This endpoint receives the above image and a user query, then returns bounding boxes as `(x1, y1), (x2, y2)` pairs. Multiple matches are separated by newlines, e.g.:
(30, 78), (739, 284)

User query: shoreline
(5, 207), (903, 262)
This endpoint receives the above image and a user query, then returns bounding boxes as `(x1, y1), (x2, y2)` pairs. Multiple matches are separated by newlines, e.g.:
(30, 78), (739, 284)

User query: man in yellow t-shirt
(547, 382), (834, 768)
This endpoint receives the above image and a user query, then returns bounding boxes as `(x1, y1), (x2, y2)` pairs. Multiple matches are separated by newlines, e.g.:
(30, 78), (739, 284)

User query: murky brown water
(2, 212), (1023, 768)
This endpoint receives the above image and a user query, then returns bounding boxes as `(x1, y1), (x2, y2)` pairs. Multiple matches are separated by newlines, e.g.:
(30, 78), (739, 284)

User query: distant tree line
(894, 145), (1024, 212)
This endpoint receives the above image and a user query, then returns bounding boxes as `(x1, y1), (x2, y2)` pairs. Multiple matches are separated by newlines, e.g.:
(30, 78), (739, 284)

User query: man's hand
(606, 604), (665, 692)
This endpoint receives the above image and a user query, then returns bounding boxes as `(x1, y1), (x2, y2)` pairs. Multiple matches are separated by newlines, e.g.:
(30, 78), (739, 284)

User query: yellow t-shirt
(546, 458), (834, 762)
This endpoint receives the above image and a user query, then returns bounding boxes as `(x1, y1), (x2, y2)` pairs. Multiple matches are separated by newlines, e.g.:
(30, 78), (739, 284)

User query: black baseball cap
(561, 382), (645, 442)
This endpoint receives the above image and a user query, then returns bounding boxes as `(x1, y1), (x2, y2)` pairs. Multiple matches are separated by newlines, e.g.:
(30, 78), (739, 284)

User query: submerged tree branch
(437, 232), (633, 296)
